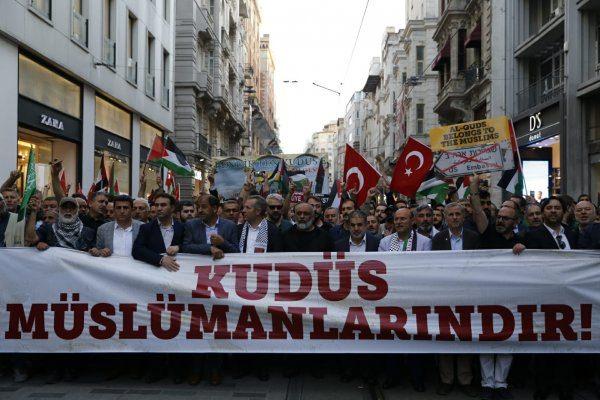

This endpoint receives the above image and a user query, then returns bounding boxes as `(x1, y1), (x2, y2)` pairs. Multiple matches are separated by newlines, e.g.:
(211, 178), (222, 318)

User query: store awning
(431, 39), (451, 71)
(465, 23), (481, 48)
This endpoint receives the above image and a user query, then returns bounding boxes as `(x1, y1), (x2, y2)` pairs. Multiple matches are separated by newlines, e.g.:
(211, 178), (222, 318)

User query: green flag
(18, 147), (36, 221)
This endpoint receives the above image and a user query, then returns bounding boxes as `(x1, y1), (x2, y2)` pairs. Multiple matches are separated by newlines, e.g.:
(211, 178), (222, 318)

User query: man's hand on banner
(513, 243), (526, 255)
(36, 242), (49, 251)
(166, 245), (179, 256)
(160, 255), (179, 272)
(210, 234), (225, 247)
(99, 248), (112, 257)
(210, 246), (224, 260)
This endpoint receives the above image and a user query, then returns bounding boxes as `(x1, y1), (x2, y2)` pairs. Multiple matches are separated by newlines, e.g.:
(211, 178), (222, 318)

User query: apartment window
(71, 0), (87, 47)
(146, 32), (155, 98)
(416, 104), (424, 135)
(30, 0), (51, 20)
(161, 49), (170, 108)
(102, 0), (115, 67)
(596, 14), (600, 66)
(541, 0), (564, 26)
(416, 46), (424, 76)
(458, 29), (466, 71)
(402, 72), (407, 84)
(163, 0), (170, 22)
(126, 13), (138, 84)
(210, 0), (215, 16)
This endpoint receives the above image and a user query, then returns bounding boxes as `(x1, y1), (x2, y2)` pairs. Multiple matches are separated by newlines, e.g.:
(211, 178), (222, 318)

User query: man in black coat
(334, 210), (380, 252)
(513, 196), (577, 400)
(282, 202), (334, 252)
(132, 193), (184, 271)
(432, 202), (479, 398)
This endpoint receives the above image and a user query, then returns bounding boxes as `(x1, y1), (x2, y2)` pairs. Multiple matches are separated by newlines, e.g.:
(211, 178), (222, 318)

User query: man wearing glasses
(266, 194), (292, 233)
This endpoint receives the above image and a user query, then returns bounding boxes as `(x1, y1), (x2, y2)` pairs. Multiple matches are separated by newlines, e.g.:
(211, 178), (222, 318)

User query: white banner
(1, 248), (599, 353)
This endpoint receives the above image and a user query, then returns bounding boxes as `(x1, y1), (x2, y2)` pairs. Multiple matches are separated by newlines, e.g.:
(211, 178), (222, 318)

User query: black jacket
(579, 223), (600, 249)
(282, 226), (334, 252)
(520, 225), (578, 250)
(132, 219), (184, 266)
(237, 220), (283, 253)
(431, 228), (480, 251)
(334, 232), (380, 252)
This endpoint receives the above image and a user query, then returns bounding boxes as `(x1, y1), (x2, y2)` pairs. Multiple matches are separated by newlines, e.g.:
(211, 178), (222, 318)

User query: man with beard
(366, 214), (382, 239)
(433, 205), (445, 231)
(375, 203), (388, 225)
(222, 199), (241, 225)
(432, 202), (479, 397)
(415, 205), (439, 239)
(182, 194), (238, 259)
(266, 194), (293, 233)
(35, 197), (95, 251)
(149, 203), (158, 221)
(470, 175), (518, 400)
(80, 192), (109, 235)
(307, 195), (331, 231)
(513, 197), (577, 400)
(132, 198), (150, 223)
(323, 207), (339, 225)
(282, 202), (334, 252)
(177, 200), (196, 224)
(329, 198), (355, 242)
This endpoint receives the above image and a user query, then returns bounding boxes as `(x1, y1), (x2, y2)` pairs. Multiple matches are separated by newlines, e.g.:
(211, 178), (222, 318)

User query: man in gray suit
(182, 194), (239, 261)
(90, 195), (142, 257)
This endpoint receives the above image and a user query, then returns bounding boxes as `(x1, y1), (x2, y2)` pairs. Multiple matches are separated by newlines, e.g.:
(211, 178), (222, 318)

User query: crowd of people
(0, 159), (599, 400)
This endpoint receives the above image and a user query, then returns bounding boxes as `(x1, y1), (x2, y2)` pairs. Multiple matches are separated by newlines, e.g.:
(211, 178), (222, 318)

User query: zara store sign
(40, 114), (64, 131)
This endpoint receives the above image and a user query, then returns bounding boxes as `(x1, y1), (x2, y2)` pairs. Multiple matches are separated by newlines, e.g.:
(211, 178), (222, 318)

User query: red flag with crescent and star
(343, 144), (381, 206)
(390, 137), (434, 198)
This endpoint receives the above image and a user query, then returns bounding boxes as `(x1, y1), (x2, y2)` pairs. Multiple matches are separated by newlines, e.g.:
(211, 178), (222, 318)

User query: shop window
(586, 100), (600, 142)
(94, 150), (130, 195)
(17, 129), (77, 196)
(140, 162), (160, 199)
(95, 96), (131, 140)
(140, 121), (161, 149)
(18, 55), (81, 118)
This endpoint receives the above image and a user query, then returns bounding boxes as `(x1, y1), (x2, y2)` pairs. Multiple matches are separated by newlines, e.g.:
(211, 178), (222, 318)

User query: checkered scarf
(389, 230), (415, 252)
(239, 219), (269, 253)
(53, 217), (84, 249)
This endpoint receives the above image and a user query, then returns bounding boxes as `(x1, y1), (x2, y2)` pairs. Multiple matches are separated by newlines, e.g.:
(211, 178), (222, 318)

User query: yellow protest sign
(429, 116), (511, 152)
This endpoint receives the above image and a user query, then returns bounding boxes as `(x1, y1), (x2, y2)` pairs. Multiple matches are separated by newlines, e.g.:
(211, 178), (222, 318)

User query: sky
(260, 0), (406, 154)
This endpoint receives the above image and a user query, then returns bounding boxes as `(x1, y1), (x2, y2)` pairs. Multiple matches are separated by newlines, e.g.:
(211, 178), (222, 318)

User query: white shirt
(159, 220), (175, 250)
(544, 224), (571, 250)
(245, 224), (260, 254)
(113, 223), (133, 257)
(349, 235), (367, 253)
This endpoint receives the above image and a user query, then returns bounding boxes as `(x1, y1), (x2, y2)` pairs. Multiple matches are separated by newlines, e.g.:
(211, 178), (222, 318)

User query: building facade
(306, 121), (338, 182)
(0, 0), (174, 199)
(174, 0), (246, 198)
(254, 33), (279, 155)
(335, 91), (366, 179)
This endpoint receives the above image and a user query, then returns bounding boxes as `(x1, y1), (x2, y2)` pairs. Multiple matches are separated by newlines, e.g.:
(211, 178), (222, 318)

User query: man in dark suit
(132, 193), (184, 271)
(335, 210), (380, 252)
(181, 194), (239, 260)
(237, 195), (282, 253)
(432, 202), (479, 398)
(513, 197), (578, 400)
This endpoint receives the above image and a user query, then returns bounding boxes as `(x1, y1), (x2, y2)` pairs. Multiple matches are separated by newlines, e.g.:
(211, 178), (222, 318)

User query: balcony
(464, 62), (485, 90)
(71, 10), (88, 47)
(161, 85), (170, 109)
(145, 72), (155, 98)
(434, 0), (468, 41)
(434, 75), (467, 120)
(213, 147), (228, 157)
(102, 37), (116, 67)
(196, 133), (212, 157)
(515, 5), (564, 58)
(221, 29), (231, 56)
(516, 73), (564, 114)
(196, 69), (213, 96)
(126, 59), (137, 85)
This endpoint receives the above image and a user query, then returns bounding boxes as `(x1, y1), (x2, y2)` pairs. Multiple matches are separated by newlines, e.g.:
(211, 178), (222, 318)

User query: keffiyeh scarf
(53, 218), (84, 249)
(389, 230), (416, 252)
(239, 219), (269, 253)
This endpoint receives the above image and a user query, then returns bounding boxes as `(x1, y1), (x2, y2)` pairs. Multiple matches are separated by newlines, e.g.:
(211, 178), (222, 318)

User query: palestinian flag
(108, 162), (116, 196)
(455, 176), (471, 199)
(314, 158), (325, 194)
(326, 179), (342, 209)
(173, 183), (180, 201)
(75, 182), (83, 196)
(498, 121), (525, 195)
(114, 179), (120, 195)
(18, 146), (36, 221)
(148, 136), (194, 177)
(94, 153), (110, 193)
(416, 172), (449, 204)
(165, 170), (175, 194)
(59, 170), (68, 194)
(267, 159), (289, 195)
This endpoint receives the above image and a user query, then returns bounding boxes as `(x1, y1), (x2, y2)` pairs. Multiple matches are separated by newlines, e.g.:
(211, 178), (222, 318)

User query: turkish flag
(390, 137), (434, 198)
(343, 145), (381, 206)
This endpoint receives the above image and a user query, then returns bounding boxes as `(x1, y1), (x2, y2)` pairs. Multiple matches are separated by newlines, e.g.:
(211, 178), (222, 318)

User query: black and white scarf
(239, 219), (269, 253)
(389, 230), (416, 252)
(53, 218), (84, 249)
